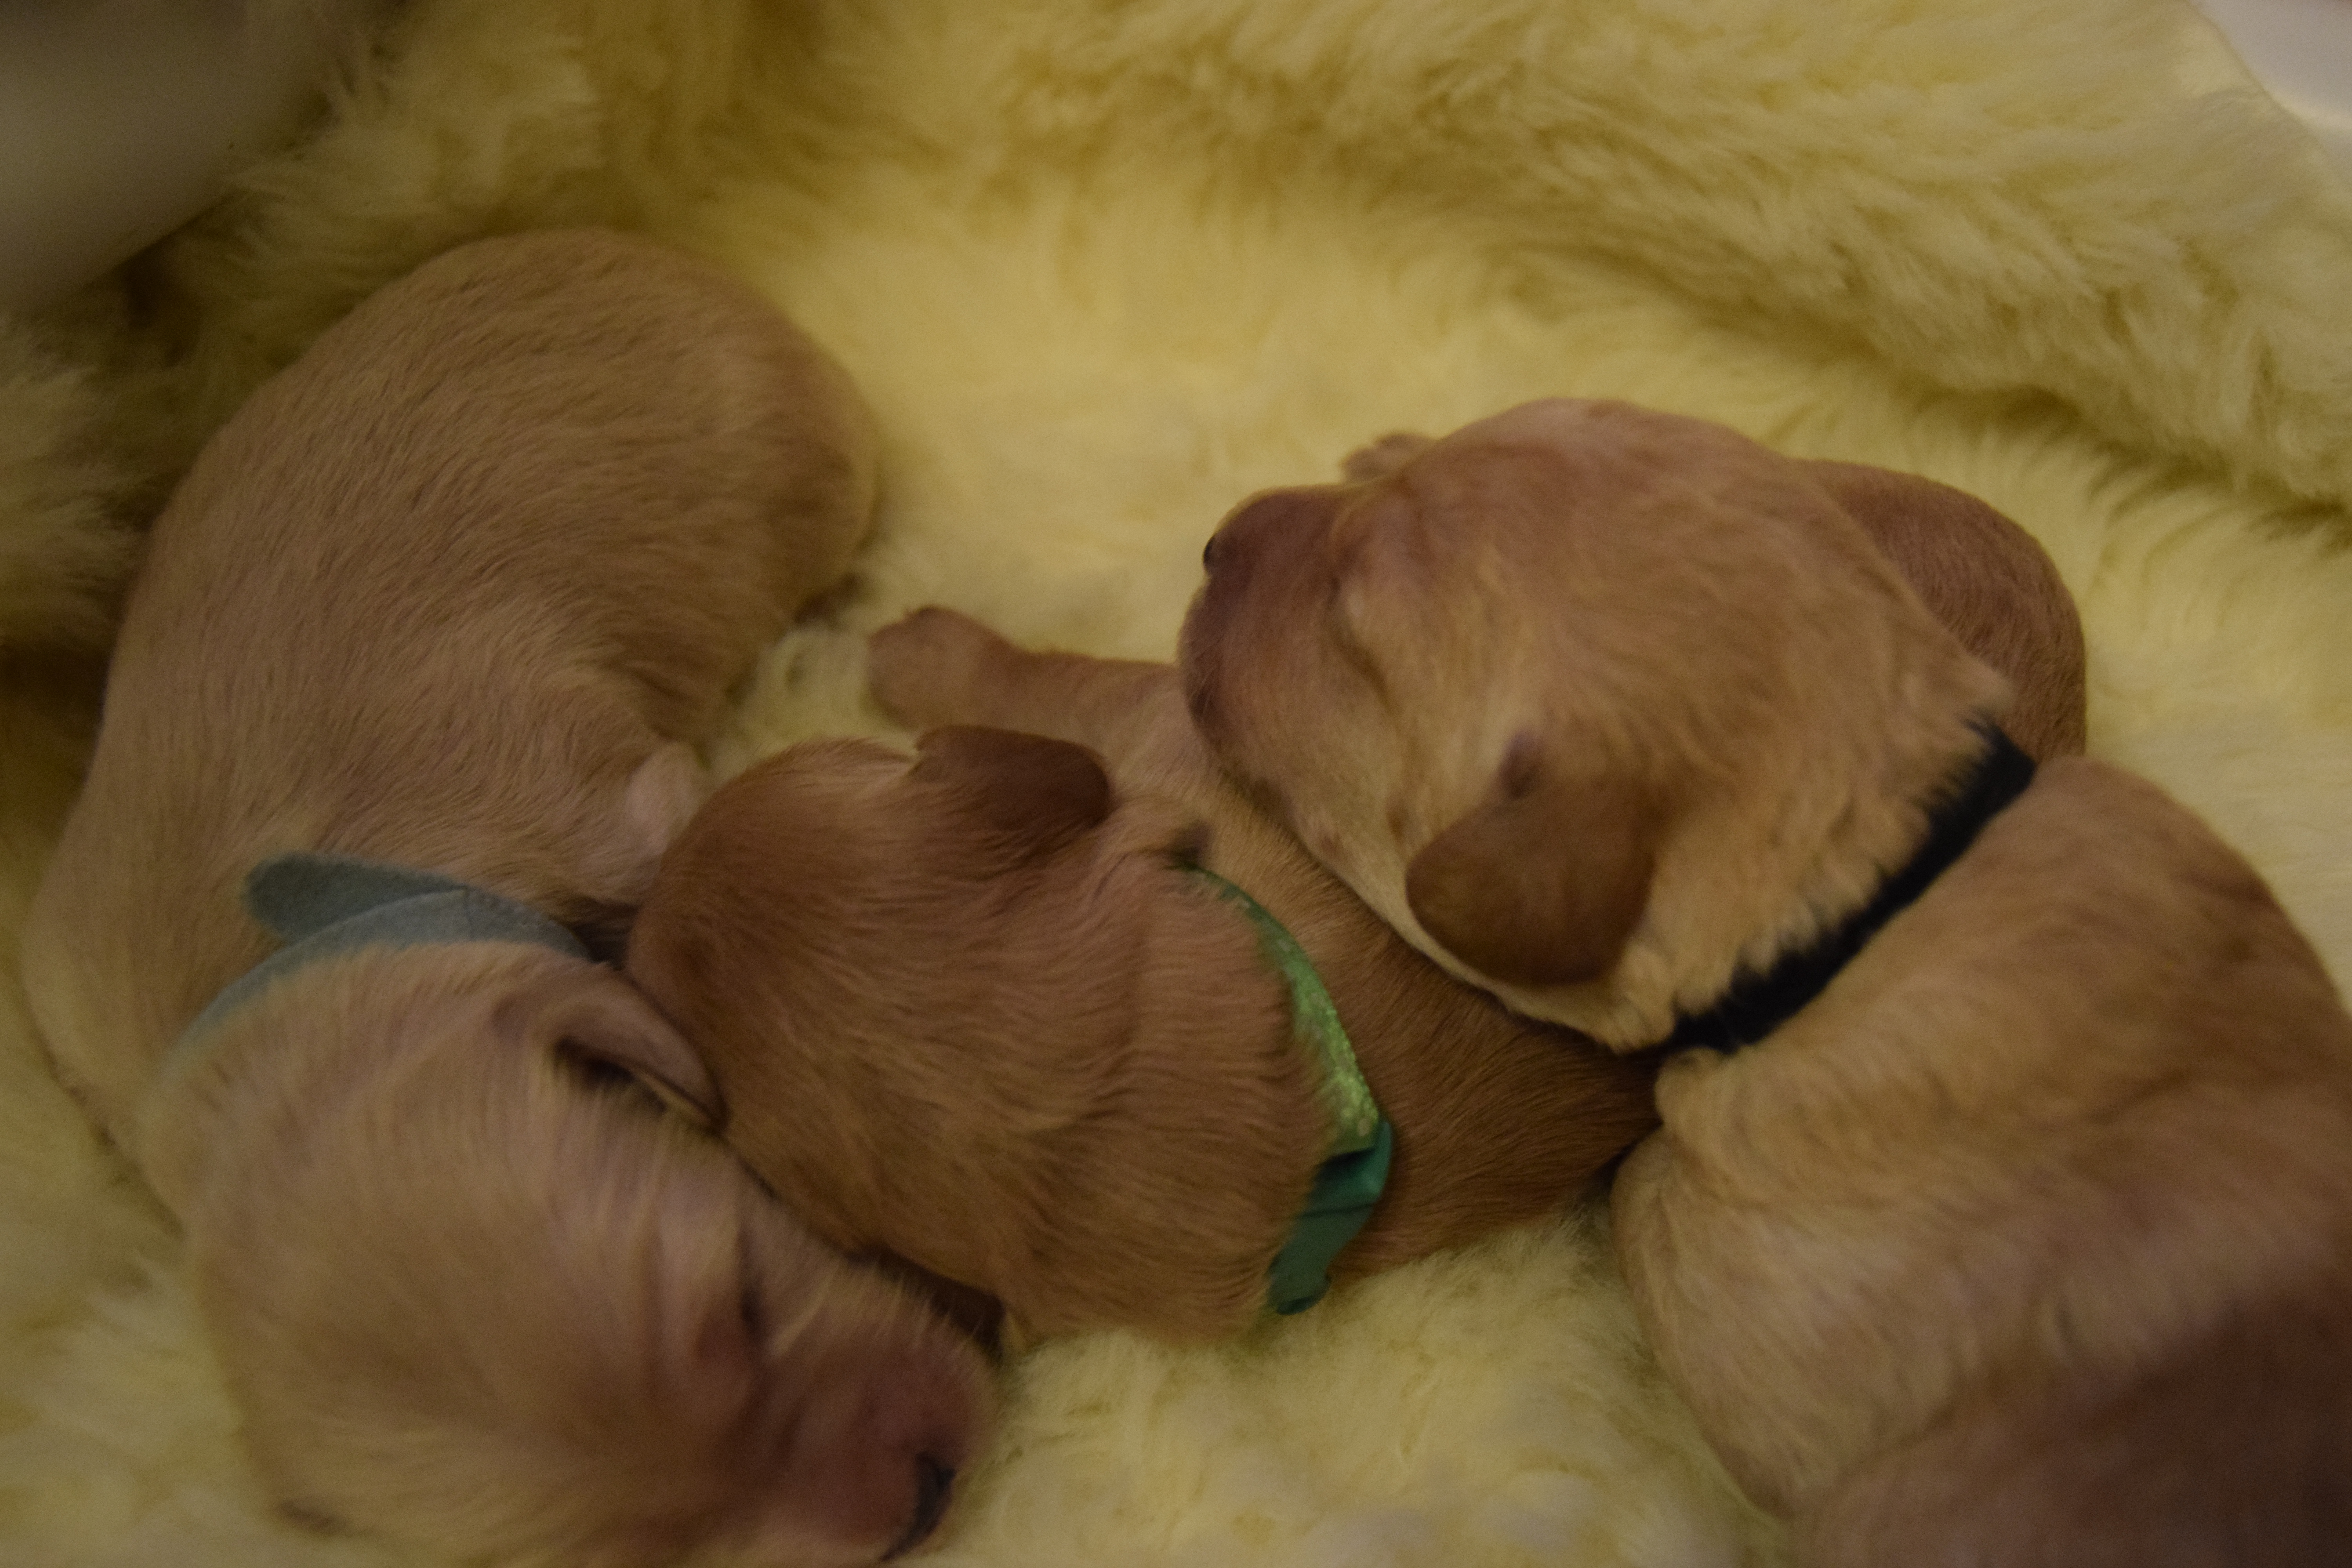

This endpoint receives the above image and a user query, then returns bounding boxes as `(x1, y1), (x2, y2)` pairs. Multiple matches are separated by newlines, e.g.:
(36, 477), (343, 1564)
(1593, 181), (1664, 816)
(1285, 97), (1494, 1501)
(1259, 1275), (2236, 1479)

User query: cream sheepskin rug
(5, 2), (2352, 1563)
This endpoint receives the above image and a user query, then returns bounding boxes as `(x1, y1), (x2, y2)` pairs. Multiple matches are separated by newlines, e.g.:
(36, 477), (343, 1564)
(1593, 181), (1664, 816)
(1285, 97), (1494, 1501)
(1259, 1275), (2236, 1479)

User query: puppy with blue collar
(21, 229), (992, 1566)
(1181, 398), (2352, 1566)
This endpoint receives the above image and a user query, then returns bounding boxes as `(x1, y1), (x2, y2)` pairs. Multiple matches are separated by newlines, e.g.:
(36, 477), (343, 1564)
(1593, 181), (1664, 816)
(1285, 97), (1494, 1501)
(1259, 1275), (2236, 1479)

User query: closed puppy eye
(1323, 497), (1403, 635)
(738, 1274), (769, 1348)
(1324, 561), (1392, 694)
(555, 1044), (646, 1098)
(552, 1038), (690, 1122)
(1158, 819), (1212, 869)
(277, 1498), (349, 1536)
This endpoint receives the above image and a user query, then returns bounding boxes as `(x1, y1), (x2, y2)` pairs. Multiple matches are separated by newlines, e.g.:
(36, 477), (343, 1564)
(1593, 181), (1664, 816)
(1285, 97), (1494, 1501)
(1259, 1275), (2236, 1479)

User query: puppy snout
(1200, 490), (1298, 579)
(757, 1328), (989, 1564)
(1200, 512), (1257, 578)
(884, 1456), (957, 1559)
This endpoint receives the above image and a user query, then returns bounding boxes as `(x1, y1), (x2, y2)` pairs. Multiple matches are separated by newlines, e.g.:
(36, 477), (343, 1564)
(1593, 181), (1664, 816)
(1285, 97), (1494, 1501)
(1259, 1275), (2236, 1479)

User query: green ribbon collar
(1189, 866), (1394, 1316)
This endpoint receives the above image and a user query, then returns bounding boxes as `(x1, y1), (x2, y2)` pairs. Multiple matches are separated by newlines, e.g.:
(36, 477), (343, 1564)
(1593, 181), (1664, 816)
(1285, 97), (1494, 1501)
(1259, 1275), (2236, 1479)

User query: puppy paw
(868, 606), (1004, 727)
(615, 741), (711, 897)
(1341, 431), (1434, 482)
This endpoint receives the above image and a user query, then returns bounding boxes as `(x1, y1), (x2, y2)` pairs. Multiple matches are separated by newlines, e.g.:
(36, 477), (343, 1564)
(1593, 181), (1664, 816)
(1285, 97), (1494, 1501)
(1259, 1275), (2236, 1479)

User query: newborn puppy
(1337, 431), (2086, 764)
(20, 230), (989, 1566)
(1181, 397), (2352, 1564)
(624, 613), (1659, 1345)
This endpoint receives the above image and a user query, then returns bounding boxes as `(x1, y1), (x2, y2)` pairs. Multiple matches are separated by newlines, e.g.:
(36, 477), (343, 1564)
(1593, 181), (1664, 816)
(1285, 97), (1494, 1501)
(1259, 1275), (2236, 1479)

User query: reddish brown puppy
(624, 610), (1661, 1347)
(1181, 398), (2352, 1566)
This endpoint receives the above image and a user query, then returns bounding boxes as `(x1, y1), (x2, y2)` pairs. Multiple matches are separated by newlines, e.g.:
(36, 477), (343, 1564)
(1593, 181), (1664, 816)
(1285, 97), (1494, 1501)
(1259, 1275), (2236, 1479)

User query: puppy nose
(884, 1457), (956, 1559)
(1200, 505), (1266, 579)
(1207, 489), (1325, 576)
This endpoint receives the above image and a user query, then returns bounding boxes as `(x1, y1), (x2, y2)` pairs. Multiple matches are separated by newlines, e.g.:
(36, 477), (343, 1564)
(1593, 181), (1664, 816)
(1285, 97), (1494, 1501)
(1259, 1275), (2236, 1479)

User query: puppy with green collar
(624, 610), (1661, 1347)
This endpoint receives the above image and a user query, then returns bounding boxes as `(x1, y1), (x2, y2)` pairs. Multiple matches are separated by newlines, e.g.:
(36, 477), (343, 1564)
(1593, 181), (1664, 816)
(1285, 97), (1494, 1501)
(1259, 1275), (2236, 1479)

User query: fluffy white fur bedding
(4, 2), (2350, 1564)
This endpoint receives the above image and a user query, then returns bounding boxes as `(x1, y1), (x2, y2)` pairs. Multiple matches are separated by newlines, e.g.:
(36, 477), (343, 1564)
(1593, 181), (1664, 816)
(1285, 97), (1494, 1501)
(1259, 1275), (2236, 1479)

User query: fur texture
(623, 610), (1657, 1344)
(5, 0), (2352, 1562)
(1185, 400), (2015, 1047)
(0, 321), (140, 654)
(1334, 429), (2089, 765)
(1180, 396), (2352, 1561)
(17, 227), (993, 1565)
(865, 608), (1666, 1286)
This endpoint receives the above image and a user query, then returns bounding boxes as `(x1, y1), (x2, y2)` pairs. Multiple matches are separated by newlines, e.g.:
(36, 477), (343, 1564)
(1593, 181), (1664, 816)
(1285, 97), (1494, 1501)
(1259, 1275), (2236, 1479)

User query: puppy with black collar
(1181, 397), (2352, 1566)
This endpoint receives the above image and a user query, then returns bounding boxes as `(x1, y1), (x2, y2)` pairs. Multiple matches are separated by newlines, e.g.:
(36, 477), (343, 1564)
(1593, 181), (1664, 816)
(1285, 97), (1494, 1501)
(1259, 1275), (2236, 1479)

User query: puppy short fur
(1180, 397), (2352, 1564)
(20, 230), (991, 1566)
(623, 610), (1661, 1346)
(1334, 431), (2086, 766)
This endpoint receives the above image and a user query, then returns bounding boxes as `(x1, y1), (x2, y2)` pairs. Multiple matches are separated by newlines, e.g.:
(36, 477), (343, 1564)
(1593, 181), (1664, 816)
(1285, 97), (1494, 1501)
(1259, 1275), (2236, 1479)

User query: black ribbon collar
(1662, 724), (2035, 1054)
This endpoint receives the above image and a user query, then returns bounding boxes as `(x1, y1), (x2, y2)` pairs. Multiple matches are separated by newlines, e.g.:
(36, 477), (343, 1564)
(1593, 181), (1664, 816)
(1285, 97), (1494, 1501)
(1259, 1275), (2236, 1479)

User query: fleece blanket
(4, 2), (2350, 1563)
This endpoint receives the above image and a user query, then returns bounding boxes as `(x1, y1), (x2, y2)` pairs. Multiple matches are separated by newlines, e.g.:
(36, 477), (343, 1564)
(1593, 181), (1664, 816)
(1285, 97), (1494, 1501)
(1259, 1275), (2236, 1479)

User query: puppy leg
(604, 741), (710, 902)
(868, 607), (1172, 760)
(564, 740), (711, 959)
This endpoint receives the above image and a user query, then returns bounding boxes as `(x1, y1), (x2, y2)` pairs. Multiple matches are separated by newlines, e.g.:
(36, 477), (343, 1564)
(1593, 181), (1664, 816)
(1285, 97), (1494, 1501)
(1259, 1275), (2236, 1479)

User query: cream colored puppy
(20, 230), (991, 1566)
(1181, 398), (2352, 1564)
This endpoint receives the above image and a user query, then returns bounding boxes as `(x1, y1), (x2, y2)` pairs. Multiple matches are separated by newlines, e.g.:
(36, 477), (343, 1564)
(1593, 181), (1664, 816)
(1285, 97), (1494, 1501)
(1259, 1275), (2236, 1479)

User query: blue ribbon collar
(1189, 866), (1395, 1316)
(178, 851), (588, 1051)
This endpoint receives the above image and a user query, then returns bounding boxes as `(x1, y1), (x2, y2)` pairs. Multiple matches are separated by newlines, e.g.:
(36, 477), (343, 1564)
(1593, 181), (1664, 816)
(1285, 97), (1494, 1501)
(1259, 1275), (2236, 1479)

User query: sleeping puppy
(1180, 397), (2352, 1564)
(623, 613), (1661, 1346)
(1334, 430), (2085, 764)
(20, 229), (991, 1566)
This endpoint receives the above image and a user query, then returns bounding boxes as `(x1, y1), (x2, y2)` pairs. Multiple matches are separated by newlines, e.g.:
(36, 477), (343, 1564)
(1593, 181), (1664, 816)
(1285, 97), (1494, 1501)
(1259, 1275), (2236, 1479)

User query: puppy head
(1182, 399), (2006, 1045)
(144, 944), (993, 1566)
(628, 727), (1327, 1346)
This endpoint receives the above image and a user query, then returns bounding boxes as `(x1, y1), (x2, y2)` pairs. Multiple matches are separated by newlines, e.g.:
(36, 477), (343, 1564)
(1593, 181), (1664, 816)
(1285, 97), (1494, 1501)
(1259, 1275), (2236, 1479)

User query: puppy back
(1805, 460), (2086, 762)
(27, 230), (878, 1125)
(630, 749), (1329, 1343)
(1636, 754), (2352, 1514)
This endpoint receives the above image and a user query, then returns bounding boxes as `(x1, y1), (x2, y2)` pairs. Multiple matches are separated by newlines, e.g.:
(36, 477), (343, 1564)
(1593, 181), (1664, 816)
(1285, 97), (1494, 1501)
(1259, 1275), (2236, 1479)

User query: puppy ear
(1405, 735), (1657, 988)
(911, 726), (1113, 861)
(503, 965), (724, 1129)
